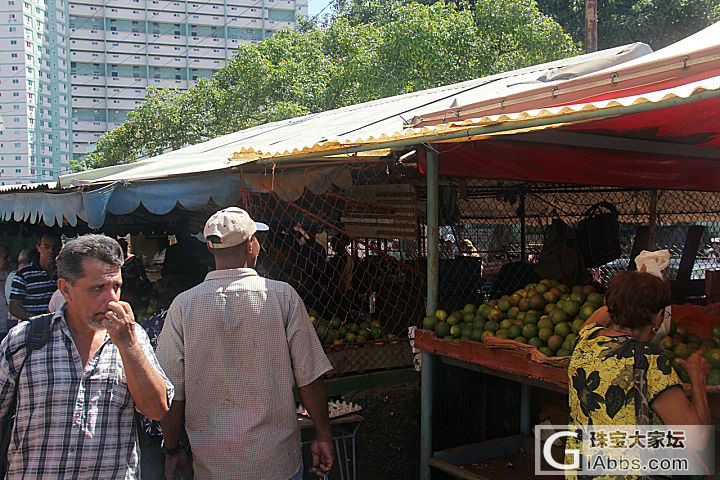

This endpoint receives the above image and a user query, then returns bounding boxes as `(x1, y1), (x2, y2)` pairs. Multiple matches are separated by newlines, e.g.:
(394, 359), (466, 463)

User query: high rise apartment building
(0, 0), (306, 185)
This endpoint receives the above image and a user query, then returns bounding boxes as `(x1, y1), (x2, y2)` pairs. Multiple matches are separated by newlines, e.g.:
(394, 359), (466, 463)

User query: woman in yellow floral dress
(566, 271), (711, 479)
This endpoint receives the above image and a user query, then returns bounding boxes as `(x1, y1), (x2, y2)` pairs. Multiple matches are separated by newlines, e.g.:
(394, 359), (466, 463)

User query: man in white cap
(156, 207), (334, 480)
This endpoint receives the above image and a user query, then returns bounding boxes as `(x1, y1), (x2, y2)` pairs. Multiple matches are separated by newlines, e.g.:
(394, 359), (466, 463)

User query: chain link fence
(207, 162), (720, 369)
(231, 160), (425, 374)
(419, 179), (720, 310)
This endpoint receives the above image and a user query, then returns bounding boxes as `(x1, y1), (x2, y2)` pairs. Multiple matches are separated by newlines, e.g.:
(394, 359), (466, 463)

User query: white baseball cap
(203, 207), (269, 249)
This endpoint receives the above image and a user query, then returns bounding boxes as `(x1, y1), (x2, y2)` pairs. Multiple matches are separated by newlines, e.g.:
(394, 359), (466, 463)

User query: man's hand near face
(103, 301), (138, 349)
(103, 299), (170, 421)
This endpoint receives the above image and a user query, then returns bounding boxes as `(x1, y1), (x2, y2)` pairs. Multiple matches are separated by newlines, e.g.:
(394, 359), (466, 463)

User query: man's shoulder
(15, 263), (48, 280)
(17, 262), (41, 274)
(1, 320), (31, 358)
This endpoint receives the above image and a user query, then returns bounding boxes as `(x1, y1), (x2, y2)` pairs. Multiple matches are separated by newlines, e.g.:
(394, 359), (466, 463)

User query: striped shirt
(0, 308), (174, 480)
(157, 268), (332, 480)
(9, 261), (57, 315)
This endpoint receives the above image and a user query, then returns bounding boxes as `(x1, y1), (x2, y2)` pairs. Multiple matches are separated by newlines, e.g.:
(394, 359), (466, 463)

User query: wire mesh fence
(422, 179), (720, 311)
(233, 160), (425, 372)
(212, 161), (720, 370)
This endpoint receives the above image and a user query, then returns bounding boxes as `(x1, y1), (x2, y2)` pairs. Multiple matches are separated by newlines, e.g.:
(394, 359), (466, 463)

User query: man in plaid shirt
(0, 234), (174, 479)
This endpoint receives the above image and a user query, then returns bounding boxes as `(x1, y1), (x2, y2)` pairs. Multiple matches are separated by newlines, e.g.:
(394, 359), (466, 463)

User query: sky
(308, 0), (333, 17)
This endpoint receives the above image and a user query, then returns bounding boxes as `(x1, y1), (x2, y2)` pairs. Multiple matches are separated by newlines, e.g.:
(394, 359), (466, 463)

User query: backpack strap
(26, 313), (54, 356)
(0, 314), (54, 476)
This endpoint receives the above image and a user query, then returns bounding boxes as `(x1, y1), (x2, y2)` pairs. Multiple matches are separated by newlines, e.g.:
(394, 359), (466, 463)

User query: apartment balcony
(72, 122), (108, 135)
(71, 74), (149, 88)
(269, 1), (298, 11)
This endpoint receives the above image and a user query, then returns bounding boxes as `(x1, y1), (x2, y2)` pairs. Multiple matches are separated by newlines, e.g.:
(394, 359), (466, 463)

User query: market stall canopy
(413, 21), (720, 126)
(18, 42), (646, 229)
(416, 71), (720, 190)
(60, 42), (648, 188)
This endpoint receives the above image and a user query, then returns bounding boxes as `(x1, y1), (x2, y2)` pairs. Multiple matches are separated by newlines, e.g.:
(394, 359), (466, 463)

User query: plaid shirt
(0, 309), (174, 480)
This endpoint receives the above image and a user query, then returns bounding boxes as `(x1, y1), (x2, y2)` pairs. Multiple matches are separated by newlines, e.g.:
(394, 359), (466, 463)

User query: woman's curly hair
(606, 271), (671, 329)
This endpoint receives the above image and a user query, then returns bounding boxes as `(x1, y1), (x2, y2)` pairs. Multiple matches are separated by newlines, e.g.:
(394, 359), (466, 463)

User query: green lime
(537, 318), (553, 330)
(528, 336), (544, 348)
(538, 327), (553, 342)
(450, 324), (462, 338)
(507, 325), (522, 339)
(547, 335), (563, 351)
(711, 324), (720, 339)
(554, 322), (571, 337)
(472, 318), (486, 330)
(447, 314), (461, 326)
(484, 320), (498, 332)
(522, 324), (538, 339)
(423, 315), (438, 331)
(435, 321), (450, 338)
(550, 309), (568, 325)
(704, 348), (720, 369)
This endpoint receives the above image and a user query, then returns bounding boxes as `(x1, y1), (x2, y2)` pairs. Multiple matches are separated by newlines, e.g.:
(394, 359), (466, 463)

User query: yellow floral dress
(565, 323), (681, 480)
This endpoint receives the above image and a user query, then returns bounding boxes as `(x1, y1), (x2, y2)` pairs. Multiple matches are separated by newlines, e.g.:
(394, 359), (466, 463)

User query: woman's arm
(581, 305), (611, 330)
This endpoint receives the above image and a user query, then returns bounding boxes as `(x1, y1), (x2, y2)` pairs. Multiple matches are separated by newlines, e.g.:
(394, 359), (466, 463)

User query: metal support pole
(519, 192), (526, 262)
(648, 189), (658, 250)
(426, 146), (439, 316)
(520, 383), (531, 433)
(421, 145), (439, 480)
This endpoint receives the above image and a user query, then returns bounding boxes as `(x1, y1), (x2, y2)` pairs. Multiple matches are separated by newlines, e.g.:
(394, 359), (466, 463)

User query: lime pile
(660, 323), (720, 386)
(421, 279), (604, 357)
(310, 311), (398, 347)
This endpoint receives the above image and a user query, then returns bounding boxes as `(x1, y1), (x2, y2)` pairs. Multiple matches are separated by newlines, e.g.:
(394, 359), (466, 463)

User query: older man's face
(60, 258), (122, 331)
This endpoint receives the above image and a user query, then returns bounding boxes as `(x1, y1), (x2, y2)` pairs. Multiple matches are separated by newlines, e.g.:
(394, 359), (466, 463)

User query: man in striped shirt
(0, 234), (173, 479)
(9, 232), (61, 319)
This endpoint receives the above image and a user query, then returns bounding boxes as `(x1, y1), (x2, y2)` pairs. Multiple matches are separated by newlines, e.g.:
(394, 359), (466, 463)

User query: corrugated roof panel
(59, 43), (649, 186)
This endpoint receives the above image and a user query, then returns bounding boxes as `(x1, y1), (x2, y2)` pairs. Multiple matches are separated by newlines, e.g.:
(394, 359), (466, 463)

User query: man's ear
(58, 278), (71, 300)
(246, 237), (254, 255)
(206, 243), (213, 254)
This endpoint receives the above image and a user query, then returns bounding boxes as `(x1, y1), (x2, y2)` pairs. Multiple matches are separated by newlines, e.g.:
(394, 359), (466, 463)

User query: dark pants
(138, 431), (166, 480)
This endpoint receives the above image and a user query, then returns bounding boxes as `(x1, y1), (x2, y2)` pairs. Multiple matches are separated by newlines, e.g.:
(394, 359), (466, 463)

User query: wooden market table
(414, 328), (720, 480)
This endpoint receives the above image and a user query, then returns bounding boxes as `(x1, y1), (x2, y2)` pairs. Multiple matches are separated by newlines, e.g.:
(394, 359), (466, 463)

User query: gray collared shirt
(157, 268), (332, 480)
(0, 309), (174, 479)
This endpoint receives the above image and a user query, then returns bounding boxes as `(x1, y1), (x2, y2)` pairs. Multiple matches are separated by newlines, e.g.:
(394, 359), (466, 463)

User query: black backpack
(0, 314), (54, 477)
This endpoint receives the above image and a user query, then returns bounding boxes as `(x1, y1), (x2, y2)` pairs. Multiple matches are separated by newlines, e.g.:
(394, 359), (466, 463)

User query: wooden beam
(673, 225), (705, 303)
(506, 131), (720, 160)
(628, 226), (649, 271)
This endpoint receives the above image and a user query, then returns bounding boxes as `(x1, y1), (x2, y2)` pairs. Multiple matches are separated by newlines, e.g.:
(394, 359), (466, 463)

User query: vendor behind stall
(566, 271), (711, 478)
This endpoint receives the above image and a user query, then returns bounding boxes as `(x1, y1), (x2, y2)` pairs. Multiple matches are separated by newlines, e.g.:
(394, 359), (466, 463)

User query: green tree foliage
(535, 0), (720, 51)
(84, 0), (578, 169)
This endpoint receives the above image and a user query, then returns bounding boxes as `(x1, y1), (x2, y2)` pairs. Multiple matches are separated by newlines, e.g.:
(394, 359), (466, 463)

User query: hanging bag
(576, 201), (621, 268)
(533, 218), (592, 286)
